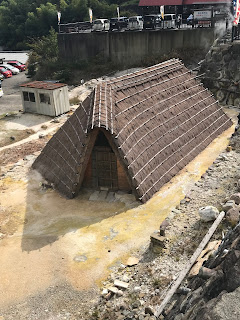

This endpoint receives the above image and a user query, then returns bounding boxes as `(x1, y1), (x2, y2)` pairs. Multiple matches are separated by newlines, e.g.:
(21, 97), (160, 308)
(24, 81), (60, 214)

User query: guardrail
(59, 21), (92, 33)
(59, 18), (218, 34)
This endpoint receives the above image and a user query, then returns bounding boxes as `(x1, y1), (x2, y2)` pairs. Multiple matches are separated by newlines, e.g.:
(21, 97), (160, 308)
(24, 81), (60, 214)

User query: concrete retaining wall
(58, 28), (215, 66)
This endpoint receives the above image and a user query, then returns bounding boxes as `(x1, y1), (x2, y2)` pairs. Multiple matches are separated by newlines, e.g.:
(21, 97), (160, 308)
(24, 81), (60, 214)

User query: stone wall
(200, 41), (240, 106)
(58, 29), (215, 67)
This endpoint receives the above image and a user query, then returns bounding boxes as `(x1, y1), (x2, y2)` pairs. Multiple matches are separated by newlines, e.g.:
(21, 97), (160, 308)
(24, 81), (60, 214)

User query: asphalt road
(0, 71), (28, 114)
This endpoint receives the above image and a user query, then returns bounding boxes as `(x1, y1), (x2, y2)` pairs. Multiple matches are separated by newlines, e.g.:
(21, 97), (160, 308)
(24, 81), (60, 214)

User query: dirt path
(0, 108), (236, 320)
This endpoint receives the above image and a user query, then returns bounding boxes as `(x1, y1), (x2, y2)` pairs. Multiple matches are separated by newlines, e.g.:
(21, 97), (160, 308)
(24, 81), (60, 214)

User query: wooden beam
(154, 211), (225, 318)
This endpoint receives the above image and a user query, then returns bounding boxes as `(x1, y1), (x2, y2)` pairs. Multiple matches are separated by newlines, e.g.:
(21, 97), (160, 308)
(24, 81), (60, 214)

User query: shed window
(23, 91), (29, 101)
(23, 91), (35, 102)
(29, 92), (35, 102)
(40, 93), (50, 104)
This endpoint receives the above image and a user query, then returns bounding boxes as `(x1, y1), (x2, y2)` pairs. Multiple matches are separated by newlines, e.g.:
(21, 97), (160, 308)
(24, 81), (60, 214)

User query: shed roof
(20, 81), (67, 90)
(33, 59), (232, 202)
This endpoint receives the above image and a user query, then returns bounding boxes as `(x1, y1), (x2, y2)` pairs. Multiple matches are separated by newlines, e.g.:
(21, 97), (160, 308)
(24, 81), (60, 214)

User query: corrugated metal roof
(20, 81), (67, 90)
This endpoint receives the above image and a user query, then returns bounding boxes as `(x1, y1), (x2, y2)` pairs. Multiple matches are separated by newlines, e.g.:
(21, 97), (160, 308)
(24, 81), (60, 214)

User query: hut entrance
(92, 131), (118, 190)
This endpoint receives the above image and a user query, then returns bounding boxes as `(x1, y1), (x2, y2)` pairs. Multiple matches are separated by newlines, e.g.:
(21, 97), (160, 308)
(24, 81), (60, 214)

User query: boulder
(226, 208), (240, 227)
(222, 200), (235, 212)
(230, 193), (240, 205)
(198, 206), (219, 222)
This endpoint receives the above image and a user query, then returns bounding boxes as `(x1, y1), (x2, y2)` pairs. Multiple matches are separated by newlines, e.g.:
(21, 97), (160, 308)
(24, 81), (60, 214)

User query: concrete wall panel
(58, 29), (215, 66)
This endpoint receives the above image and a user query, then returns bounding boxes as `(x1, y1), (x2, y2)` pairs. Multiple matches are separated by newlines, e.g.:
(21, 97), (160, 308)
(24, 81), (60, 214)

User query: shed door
(92, 146), (118, 190)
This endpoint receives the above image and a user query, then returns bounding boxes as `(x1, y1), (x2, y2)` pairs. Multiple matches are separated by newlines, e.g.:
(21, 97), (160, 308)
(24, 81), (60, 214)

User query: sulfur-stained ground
(0, 106), (236, 319)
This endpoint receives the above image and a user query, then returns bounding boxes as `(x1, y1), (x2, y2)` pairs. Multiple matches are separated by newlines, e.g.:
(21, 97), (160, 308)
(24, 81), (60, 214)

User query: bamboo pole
(154, 211), (226, 318)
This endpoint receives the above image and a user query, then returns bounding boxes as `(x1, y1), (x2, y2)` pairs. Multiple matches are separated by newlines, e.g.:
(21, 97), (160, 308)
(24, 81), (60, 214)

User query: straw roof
(33, 59), (232, 202)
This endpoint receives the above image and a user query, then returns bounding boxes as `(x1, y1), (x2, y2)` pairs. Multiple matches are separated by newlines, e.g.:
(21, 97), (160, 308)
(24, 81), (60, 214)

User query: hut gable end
(33, 59), (232, 202)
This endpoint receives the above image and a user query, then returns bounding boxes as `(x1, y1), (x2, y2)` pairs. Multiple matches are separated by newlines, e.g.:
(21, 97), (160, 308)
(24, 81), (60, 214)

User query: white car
(1, 63), (20, 75)
(128, 16), (143, 31)
(92, 19), (110, 32)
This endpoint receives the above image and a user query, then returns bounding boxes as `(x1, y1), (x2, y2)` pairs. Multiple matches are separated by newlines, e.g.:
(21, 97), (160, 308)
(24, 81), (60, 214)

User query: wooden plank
(154, 211), (225, 318)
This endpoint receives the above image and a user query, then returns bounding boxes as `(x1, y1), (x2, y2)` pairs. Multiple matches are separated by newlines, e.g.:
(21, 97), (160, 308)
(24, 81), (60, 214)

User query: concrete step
(106, 191), (115, 202)
(89, 190), (100, 201)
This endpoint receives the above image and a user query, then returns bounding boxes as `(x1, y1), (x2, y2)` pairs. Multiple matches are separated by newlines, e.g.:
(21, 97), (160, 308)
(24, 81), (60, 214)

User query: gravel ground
(0, 128), (239, 320)
(87, 132), (240, 320)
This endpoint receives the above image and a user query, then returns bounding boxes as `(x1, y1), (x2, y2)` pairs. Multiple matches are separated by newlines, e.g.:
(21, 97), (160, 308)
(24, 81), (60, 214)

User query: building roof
(139, 0), (182, 5)
(33, 59), (232, 202)
(138, 0), (231, 5)
(20, 81), (67, 90)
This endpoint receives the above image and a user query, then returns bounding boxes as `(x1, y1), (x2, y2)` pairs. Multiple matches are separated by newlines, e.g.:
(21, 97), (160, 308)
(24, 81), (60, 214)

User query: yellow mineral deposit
(0, 119), (235, 308)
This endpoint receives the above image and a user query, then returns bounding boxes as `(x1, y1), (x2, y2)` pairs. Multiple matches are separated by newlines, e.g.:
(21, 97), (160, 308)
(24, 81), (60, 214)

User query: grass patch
(69, 96), (81, 105)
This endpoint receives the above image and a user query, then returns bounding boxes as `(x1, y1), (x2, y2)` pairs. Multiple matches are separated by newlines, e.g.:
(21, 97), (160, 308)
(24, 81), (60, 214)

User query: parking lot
(0, 52), (29, 114)
(0, 71), (28, 114)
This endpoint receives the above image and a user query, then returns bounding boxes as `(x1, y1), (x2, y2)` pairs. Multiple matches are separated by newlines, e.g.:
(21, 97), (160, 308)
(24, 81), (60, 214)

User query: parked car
(128, 16), (143, 31)
(6, 60), (26, 71)
(110, 17), (128, 31)
(143, 15), (162, 30)
(1, 63), (20, 75)
(162, 14), (176, 29)
(0, 66), (12, 78)
(0, 80), (3, 98)
(92, 19), (110, 32)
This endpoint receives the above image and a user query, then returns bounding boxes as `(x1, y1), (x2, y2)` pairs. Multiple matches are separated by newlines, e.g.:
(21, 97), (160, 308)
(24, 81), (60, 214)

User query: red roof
(139, 0), (182, 5)
(20, 81), (67, 90)
(139, 0), (231, 4)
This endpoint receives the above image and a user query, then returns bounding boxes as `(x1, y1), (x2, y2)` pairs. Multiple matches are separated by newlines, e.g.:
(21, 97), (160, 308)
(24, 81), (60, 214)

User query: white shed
(20, 81), (70, 116)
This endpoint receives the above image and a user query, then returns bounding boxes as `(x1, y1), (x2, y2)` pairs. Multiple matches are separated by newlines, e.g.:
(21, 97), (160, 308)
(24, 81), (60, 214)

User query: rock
(133, 286), (141, 292)
(198, 206), (219, 222)
(237, 179), (240, 191)
(216, 90), (225, 102)
(116, 290), (123, 297)
(101, 288), (108, 296)
(177, 287), (191, 295)
(108, 286), (118, 294)
(198, 266), (217, 279)
(41, 124), (48, 129)
(52, 118), (60, 123)
(226, 146), (232, 152)
(132, 301), (141, 309)
(226, 208), (240, 226)
(230, 193), (240, 205)
(39, 134), (44, 138)
(222, 200), (235, 212)
(122, 275), (130, 282)
(114, 279), (129, 289)
(126, 257), (139, 266)
(160, 220), (169, 236)
(145, 306), (154, 315)
(10, 136), (15, 141)
(73, 255), (87, 262)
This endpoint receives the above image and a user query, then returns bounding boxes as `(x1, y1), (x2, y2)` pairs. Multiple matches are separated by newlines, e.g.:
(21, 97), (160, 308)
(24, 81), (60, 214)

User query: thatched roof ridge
(33, 59), (232, 202)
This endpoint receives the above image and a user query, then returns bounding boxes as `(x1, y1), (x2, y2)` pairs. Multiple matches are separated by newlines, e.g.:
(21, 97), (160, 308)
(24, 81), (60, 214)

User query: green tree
(27, 27), (58, 78)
